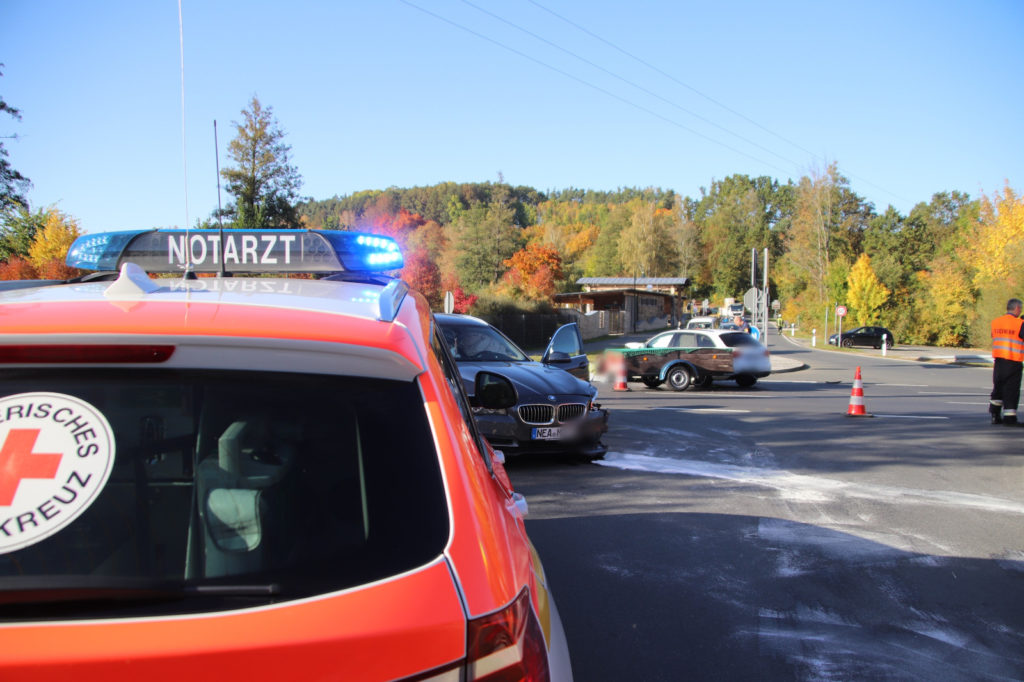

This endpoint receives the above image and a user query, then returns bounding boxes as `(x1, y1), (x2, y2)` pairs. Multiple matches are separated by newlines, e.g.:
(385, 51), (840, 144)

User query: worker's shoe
(1003, 415), (1018, 426)
(990, 404), (1003, 424)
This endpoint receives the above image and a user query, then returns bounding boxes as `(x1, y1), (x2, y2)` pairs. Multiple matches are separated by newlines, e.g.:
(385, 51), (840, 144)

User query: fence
(486, 308), (645, 347)
(488, 311), (577, 351)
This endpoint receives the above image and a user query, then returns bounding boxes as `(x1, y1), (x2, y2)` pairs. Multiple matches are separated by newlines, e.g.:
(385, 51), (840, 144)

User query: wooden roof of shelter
(577, 277), (690, 287)
(552, 289), (676, 302)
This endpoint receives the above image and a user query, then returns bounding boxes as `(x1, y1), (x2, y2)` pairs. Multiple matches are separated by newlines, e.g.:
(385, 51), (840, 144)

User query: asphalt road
(509, 327), (1023, 681)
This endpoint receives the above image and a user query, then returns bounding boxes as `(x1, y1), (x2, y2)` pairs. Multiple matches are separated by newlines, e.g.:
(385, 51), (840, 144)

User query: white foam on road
(596, 452), (1024, 516)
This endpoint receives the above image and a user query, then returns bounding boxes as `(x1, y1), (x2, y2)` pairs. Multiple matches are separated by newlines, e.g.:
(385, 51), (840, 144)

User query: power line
(459, 0), (803, 171)
(525, 0), (817, 160)
(399, 0), (790, 176)
(525, 0), (910, 204)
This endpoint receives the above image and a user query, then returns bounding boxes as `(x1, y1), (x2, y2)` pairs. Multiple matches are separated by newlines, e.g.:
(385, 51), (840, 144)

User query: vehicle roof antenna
(214, 119), (230, 277)
(178, 0), (195, 281)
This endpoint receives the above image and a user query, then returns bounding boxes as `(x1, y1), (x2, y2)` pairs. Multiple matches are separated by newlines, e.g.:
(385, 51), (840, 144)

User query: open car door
(542, 322), (589, 380)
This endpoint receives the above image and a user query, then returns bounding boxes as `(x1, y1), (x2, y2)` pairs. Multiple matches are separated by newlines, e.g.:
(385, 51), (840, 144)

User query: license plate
(532, 427), (564, 440)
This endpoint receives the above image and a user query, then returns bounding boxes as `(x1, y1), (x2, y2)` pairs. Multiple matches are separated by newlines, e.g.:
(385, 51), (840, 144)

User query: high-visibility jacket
(991, 314), (1024, 362)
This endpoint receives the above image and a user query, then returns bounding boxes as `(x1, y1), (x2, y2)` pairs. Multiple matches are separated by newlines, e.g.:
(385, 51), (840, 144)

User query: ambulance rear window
(0, 369), (449, 620)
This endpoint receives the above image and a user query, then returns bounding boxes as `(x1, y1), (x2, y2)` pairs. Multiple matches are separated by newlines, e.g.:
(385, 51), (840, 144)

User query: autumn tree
(692, 175), (783, 299)
(961, 183), (1024, 345)
(0, 204), (48, 260)
(582, 202), (632, 276)
(964, 183), (1024, 291)
(673, 196), (703, 282)
(914, 255), (974, 346)
(616, 201), (680, 278)
(25, 209), (83, 279)
(1, 65), (31, 213)
(500, 243), (563, 300)
(221, 96), (303, 229)
(452, 202), (524, 290)
(440, 272), (478, 313)
(781, 167), (837, 306)
(0, 256), (37, 280)
(846, 253), (890, 325)
(401, 248), (443, 309)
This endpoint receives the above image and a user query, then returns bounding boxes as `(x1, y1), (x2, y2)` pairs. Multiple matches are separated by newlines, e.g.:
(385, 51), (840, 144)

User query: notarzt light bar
(66, 229), (403, 274)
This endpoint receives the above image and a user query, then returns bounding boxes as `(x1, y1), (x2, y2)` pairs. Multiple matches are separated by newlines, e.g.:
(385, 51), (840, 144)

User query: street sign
(743, 287), (761, 314)
(836, 305), (847, 317)
(771, 299), (780, 311)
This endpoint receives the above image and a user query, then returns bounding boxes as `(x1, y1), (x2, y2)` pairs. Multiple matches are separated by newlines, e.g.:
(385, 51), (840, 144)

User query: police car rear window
(0, 369), (449, 620)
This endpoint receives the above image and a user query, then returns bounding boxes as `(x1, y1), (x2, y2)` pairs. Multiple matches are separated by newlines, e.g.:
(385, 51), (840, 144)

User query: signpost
(836, 305), (847, 345)
(743, 287), (762, 317)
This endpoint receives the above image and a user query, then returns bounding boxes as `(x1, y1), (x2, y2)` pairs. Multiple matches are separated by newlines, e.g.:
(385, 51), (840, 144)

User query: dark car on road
(437, 313), (608, 459)
(828, 326), (895, 349)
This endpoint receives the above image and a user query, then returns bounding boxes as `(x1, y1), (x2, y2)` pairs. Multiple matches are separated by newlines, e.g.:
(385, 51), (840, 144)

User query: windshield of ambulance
(0, 369), (449, 620)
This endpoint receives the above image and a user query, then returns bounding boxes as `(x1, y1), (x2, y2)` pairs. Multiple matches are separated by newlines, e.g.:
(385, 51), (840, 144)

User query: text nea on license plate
(533, 426), (567, 440)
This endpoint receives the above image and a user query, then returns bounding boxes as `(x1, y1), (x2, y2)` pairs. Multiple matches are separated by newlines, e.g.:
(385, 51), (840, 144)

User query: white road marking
(878, 383), (928, 387)
(872, 415), (950, 420)
(597, 453), (1024, 515)
(652, 407), (751, 413)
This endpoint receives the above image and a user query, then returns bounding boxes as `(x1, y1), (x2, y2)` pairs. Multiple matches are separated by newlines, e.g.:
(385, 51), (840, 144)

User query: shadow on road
(522, 509), (1024, 681)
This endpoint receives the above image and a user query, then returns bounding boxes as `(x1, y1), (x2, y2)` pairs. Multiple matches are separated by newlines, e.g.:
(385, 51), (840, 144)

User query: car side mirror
(544, 350), (571, 364)
(475, 371), (517, 409)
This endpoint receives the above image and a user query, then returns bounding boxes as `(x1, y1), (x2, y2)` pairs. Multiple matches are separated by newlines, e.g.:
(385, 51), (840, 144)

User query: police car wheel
(667, 366), (692, 391)
(735, 374), (757, 388)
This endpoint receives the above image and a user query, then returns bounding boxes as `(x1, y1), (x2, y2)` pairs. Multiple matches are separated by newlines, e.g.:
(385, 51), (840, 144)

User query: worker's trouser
(990, 357), (1023, 417)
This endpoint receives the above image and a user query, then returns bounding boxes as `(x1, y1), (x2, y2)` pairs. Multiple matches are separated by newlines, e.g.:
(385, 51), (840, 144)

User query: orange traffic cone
(613, 353), (630, 392)
(845, 366), (872, 417)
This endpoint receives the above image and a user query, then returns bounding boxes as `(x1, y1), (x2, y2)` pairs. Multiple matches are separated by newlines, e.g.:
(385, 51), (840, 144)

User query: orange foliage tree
(0, 255), (38, 280)
(363, 207), (426, 249)
(500, 243), (563, 300)
(440, 273), (477, 313)
(401, 247), (442, 309)
(0, 208), (84, 280)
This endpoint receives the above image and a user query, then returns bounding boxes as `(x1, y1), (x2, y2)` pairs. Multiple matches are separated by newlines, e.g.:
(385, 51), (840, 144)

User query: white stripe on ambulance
(167, 234), (297, 266)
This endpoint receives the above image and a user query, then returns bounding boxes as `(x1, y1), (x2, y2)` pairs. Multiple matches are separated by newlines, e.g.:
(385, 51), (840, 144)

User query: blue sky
(2, 0), (1022, 233)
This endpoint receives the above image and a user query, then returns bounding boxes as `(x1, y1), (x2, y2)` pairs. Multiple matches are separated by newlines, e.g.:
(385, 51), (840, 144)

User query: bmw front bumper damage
(473, 405), (609, 458)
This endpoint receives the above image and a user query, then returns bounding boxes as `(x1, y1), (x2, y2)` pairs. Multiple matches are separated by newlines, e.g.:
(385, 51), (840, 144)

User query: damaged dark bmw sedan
(436, 313), (608, 460)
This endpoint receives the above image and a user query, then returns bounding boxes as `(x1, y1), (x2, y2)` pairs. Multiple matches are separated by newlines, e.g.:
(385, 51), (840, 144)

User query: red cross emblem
(0, 429), (63, 506)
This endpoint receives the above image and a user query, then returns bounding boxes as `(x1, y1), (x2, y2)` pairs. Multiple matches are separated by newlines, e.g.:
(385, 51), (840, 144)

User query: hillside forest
(292, 171), (1023, 349)
(2, 95), (1021, 348)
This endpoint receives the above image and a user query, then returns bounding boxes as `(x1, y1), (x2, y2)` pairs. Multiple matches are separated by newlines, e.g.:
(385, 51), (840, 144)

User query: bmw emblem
(547, 395), (556, 402)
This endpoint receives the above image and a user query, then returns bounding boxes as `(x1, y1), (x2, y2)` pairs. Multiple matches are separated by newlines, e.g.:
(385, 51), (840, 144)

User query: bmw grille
(518, 403), (587, 425)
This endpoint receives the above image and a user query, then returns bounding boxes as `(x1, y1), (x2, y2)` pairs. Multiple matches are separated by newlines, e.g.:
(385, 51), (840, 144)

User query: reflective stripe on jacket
(991, 314), (1024, 362)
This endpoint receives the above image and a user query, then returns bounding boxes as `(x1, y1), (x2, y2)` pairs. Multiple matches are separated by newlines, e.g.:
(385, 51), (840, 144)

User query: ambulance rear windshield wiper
(0, 576), (280, 605)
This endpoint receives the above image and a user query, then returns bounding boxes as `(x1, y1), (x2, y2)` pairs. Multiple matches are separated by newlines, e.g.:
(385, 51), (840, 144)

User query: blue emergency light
(66, 228), (404, 274)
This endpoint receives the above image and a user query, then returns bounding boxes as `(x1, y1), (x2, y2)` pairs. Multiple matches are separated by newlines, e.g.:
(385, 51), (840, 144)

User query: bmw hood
(457, 361), (596, 399)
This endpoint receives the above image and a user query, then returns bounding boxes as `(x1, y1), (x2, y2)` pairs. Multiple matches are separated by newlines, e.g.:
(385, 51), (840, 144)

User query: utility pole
(763, 247), (769, 347)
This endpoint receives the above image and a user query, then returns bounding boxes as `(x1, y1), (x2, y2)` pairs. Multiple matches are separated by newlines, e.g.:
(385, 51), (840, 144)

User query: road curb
(913, 355), (992, 366)
(770, 360), (808, 373)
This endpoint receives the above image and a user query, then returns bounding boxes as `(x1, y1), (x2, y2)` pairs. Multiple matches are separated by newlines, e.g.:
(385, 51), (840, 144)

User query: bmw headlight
(472, 406), (507, 416)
